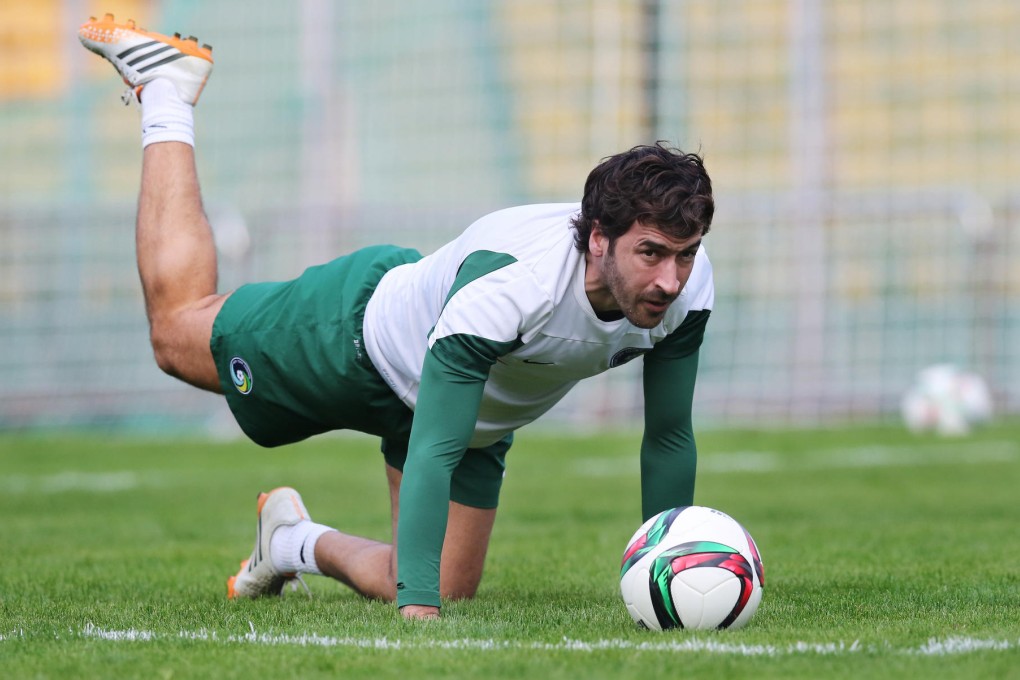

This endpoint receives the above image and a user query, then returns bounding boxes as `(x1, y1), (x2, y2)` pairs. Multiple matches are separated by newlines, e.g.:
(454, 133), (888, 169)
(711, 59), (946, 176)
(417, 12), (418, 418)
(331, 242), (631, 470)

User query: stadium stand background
(2, 0), (1017, 434)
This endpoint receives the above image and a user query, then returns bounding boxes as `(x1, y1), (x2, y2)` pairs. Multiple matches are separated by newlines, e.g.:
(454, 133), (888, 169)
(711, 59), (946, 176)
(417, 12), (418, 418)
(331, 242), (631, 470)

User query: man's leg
(79, 15), (223, 392)
(312, 463), (497, 603)
(137, 139), (226, 392)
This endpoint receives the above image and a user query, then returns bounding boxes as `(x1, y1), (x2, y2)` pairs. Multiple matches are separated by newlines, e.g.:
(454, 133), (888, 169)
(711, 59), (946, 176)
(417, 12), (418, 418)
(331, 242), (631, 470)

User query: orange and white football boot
(79, 13), (213, 105)
(227, 487), (312, 599)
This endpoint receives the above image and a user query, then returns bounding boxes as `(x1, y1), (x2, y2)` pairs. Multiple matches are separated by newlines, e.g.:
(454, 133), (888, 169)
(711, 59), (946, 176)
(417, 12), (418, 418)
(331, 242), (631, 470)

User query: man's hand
(400, 604), (441, 620)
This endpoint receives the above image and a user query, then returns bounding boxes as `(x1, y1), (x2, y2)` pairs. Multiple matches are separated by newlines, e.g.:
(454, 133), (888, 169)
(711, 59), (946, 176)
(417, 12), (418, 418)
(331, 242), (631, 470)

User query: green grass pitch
(1, 422), (1018, 678)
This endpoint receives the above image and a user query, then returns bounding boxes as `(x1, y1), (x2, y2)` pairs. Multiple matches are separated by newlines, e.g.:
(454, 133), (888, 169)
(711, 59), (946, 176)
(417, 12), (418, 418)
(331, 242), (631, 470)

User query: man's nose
(656, 260), (682, 297)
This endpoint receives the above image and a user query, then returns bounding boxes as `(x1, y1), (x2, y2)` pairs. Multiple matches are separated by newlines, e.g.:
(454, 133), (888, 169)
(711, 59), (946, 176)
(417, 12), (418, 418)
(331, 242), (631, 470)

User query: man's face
(587, 221), (703, 329)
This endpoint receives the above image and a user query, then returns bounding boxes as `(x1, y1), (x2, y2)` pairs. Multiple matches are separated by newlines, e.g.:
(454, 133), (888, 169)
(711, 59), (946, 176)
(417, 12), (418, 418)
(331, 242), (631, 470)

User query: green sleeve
(639, 310), (710, 520)
(395, 249), (524, 608)
(395, 334), (518, 608)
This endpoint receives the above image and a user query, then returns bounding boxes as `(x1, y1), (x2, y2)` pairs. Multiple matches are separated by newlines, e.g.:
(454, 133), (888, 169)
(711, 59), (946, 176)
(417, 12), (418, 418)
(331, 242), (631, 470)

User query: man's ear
(589, 221), (608, 257)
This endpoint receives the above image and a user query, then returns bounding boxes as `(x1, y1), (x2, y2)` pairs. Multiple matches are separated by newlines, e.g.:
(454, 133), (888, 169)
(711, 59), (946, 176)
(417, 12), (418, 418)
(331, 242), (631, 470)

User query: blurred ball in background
(901, 364), (994, 437)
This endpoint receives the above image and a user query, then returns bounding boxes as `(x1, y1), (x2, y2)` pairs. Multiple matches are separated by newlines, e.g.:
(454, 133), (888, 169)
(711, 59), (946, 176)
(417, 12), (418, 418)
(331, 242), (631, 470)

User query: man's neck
(583, 250), (617, 316)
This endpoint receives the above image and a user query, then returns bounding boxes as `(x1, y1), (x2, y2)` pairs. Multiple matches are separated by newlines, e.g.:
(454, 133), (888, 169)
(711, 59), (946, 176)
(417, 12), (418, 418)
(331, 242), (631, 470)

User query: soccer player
(80, 15), (716, 620)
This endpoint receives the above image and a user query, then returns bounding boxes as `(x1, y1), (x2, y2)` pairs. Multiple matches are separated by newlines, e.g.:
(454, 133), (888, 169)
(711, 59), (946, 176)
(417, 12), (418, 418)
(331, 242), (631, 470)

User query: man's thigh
(209, 246), (420, 448)
(385, 464), (497, 600)
(382, 433), (511, 509)
(155, 292), (230, 393)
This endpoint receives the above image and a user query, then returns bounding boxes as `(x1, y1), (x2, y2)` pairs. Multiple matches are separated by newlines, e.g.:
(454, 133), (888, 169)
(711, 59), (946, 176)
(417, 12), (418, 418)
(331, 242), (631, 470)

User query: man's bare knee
(441, 584), (480, 601)
(149, 318), (187, 378)
(147, 309), (221, 392)
(440, 569), (484, 600)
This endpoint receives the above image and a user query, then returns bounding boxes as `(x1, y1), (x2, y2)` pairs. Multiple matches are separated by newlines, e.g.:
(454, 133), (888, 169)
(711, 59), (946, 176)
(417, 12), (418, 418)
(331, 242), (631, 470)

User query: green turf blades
(0, 423), (1018, 679)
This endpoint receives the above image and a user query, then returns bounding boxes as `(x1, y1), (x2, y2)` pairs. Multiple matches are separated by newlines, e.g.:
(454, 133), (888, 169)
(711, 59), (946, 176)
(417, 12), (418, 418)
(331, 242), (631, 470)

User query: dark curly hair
(571, 142), (714, 252)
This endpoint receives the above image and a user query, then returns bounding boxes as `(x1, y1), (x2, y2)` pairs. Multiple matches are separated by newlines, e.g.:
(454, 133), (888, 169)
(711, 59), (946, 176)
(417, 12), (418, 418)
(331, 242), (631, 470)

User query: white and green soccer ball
(900, 364), (994, 436)
(619, 506), (765, 631)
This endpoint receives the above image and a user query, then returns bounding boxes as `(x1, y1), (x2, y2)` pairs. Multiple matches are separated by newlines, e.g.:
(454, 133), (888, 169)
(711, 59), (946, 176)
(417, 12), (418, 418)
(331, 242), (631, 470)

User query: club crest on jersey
(610, 347), (649, 368)
(230, 357), (253, 394)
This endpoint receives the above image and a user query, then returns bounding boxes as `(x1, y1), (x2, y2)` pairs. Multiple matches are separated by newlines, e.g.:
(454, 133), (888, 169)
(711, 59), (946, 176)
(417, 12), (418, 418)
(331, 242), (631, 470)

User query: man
(80, 14), (715, 620)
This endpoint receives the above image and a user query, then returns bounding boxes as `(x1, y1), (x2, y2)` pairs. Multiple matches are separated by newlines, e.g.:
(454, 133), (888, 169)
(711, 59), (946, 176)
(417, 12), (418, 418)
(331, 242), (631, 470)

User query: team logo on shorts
(230, 357), (253, 394)
(610, 347), (650, 368)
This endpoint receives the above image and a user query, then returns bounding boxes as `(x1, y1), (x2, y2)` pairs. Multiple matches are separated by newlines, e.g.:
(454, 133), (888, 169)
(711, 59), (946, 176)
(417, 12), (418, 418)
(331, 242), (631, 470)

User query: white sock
(270, 521), (334, 576)
(140, 78), (195, 148)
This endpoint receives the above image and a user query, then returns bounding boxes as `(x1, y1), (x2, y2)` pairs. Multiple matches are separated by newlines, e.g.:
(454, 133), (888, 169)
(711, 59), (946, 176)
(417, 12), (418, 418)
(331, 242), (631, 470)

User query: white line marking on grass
(0, 471), (172, 495)
(65, 624), (1018, 657)
(81, 625), (156, 641)
(699, 451), (785, 473)
(575, 440), (1019, 477)
(799, 441), (1019, 471)
(911, 636), (1018, 656)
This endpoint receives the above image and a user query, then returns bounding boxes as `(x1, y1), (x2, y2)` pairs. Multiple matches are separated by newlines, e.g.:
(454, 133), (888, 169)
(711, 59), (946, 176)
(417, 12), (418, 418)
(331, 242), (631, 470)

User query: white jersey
(363, 203), (714, 448)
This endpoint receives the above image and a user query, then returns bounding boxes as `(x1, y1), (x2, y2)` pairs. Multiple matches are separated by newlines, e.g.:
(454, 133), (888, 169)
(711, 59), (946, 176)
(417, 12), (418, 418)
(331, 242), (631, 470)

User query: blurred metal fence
(1, 0), (1017, 433)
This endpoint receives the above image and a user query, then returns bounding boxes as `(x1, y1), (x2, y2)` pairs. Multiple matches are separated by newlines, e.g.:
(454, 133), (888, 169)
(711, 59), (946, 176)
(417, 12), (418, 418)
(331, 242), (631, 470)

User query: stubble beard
(602, 251), (672, 329)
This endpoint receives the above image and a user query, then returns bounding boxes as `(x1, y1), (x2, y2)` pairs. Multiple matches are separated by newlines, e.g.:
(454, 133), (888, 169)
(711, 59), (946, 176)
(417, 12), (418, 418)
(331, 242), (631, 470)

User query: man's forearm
(395, 351), (486, 608)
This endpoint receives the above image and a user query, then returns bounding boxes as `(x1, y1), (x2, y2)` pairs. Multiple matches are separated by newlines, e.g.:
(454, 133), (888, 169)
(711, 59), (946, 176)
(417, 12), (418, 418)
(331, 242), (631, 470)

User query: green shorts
(209, 244), (509, 508)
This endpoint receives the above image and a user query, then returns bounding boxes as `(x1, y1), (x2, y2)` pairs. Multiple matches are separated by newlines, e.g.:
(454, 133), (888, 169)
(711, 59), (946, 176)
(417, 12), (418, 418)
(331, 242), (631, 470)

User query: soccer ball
(619, 506), (764, 631)
(900, 364), (993, 436)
